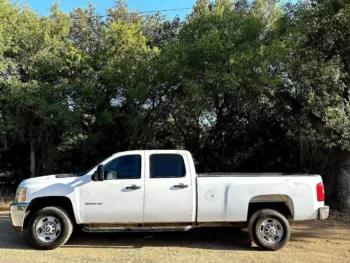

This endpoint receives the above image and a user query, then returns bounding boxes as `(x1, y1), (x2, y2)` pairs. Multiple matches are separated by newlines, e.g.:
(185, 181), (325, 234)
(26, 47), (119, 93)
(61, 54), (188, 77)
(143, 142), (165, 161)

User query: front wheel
(28, 206), (73, 250)
(250, 209), (291, 251)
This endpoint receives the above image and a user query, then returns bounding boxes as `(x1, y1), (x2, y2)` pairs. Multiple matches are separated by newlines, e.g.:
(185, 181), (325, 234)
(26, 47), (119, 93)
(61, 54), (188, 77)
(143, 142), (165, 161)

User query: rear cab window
(150, 154), (186, 178)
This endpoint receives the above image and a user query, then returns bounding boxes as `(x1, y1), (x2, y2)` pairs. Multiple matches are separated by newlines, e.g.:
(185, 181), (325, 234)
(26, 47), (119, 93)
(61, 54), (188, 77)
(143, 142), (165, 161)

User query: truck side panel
(197, 176), (324, 222)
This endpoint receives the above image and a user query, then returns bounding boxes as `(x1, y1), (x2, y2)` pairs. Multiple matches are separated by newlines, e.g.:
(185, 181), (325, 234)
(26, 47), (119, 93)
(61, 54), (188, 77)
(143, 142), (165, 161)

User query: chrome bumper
(10, 203), (29, 233)
(319, 206), (330, 220)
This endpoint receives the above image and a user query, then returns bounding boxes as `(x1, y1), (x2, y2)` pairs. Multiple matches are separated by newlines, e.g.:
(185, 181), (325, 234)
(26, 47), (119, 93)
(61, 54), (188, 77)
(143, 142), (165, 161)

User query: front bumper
(319, 206), (330, 220)
(10, 203), (29, 233)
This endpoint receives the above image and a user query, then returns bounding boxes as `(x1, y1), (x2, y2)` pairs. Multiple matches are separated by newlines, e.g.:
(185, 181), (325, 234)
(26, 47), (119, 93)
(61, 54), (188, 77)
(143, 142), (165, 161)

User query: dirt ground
(0, 204), (349, 263)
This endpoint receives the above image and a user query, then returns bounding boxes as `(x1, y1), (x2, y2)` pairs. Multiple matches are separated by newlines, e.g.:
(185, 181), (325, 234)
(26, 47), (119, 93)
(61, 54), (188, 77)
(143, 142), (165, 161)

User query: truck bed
(197, 173), (319, 177)
(196, 174), (323, 223)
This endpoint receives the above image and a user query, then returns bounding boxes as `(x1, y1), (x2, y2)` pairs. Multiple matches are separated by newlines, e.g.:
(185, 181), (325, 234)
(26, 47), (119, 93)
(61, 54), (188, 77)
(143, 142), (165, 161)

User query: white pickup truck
(10, 150), (329, 251)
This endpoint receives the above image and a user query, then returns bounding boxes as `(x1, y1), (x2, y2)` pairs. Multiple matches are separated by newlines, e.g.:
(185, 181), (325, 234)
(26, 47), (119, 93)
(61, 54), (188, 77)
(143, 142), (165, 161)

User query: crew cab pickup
(10, 150), (329, 251)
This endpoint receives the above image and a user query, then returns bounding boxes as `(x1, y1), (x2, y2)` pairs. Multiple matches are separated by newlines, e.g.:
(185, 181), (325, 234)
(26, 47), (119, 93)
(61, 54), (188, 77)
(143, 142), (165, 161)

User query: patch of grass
(0, 187), (15, 204)
(0, 202), (10, 215)
(0, 195), (14, 204)
(0, 202), (10, 208)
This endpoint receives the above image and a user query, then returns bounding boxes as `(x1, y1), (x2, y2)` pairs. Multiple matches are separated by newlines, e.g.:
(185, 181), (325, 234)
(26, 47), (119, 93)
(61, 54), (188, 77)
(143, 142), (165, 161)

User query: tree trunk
(30, 132), (36, 178)
(336, 149), (350, 211)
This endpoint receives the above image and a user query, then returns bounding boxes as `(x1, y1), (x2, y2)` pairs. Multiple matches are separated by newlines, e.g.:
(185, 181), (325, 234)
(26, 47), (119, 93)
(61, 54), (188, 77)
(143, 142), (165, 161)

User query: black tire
(251, 209), (290, 251)
(28, 206), (73, 250)
(248, 210), (261, 245)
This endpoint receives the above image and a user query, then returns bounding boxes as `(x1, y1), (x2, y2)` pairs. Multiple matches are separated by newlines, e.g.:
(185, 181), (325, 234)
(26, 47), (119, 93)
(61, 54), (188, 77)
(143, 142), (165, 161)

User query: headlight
(15, 187), (27, 203)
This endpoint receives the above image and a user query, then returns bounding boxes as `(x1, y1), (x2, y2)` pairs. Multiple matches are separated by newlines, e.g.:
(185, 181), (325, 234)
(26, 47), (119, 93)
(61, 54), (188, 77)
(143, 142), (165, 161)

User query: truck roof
(116, 150), (190, 154)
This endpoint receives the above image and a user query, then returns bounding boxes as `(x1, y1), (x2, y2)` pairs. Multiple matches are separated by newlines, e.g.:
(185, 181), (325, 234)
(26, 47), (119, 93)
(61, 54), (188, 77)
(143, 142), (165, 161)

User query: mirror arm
(91, 172), (97, 181)
(97, 164), (104, 181)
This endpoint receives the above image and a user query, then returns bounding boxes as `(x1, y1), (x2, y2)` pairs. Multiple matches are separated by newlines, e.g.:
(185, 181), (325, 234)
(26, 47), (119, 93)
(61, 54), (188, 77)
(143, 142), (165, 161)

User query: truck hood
(19, 174), (77, 188)
(18, 174), (87, 204)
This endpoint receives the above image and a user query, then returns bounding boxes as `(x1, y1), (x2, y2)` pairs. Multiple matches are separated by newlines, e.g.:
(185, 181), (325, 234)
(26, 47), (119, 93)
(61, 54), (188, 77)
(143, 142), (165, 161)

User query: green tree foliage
(274, 0), (350, 210)
(0, 1), (74, 177)
(149, 0), (298, 172)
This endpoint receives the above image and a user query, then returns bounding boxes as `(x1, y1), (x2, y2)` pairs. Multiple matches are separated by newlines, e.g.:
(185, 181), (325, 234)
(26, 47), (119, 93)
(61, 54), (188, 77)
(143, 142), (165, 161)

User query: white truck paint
(10, 150), (329, 250)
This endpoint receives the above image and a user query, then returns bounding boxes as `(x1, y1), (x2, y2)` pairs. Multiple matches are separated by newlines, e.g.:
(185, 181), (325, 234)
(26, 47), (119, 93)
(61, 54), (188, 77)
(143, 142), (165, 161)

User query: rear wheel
(28, 206), (73, 250)
(247, 210), (260, 245)
(250, 209), (290, 251)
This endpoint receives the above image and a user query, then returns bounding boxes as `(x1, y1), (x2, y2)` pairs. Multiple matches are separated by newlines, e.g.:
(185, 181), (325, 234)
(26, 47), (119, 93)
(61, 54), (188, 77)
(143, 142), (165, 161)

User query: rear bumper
(9, 203), (29, 233)
(319, 206), (330, 220)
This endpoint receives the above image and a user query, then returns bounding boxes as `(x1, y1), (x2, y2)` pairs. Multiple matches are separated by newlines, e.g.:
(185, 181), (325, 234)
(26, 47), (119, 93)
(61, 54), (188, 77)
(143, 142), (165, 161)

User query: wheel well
(248, 202), (293, 221)
(23, 196), (76, 229)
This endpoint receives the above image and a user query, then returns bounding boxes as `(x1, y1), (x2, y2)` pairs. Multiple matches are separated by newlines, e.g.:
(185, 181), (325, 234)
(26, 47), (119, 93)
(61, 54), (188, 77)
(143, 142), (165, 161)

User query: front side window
(104, 155), (141, 180)
(150, 154), (186, 178)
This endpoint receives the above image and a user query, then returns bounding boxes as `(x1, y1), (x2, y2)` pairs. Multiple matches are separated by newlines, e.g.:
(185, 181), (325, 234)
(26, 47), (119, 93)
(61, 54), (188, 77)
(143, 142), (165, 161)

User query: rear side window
(150, 154), (186, 178)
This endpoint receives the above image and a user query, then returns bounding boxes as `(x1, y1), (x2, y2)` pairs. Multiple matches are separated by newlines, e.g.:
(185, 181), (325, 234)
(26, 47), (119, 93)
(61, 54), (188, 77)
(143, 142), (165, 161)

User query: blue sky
(17, 0), (196, 20)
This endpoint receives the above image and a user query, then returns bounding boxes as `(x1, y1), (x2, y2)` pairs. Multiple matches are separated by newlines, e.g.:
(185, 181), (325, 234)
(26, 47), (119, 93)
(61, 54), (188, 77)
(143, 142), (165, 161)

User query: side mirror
(97, 164), (104, 181)
(92, 171), (98, 181)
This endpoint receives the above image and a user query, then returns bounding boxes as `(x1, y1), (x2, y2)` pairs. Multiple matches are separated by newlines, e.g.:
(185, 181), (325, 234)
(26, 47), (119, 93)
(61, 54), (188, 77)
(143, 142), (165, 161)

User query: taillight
(316, 182), (325, 202)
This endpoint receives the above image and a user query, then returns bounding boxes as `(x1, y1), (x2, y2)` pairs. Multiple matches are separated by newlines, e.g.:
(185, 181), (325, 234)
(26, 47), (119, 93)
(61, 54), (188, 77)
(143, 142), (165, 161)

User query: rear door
(144, 151), (193, 223)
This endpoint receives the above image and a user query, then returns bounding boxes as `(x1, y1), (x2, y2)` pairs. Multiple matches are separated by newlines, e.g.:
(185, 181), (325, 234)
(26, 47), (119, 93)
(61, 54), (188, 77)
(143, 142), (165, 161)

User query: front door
(144, 152), (193, 223)
(80, 151), (145, 223)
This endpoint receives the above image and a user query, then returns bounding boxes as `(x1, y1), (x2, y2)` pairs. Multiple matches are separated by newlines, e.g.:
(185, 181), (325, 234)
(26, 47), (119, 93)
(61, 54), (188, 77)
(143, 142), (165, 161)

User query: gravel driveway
(0, 206), (349, 263)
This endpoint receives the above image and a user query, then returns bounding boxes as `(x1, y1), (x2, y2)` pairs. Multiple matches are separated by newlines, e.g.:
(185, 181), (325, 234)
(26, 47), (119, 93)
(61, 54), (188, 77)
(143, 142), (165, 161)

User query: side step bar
(83, 226), (193, 233)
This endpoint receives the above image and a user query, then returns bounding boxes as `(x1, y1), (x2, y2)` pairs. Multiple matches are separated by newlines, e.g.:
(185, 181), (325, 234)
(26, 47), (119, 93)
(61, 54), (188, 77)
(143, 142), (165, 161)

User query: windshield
(75, 156), (113, 177)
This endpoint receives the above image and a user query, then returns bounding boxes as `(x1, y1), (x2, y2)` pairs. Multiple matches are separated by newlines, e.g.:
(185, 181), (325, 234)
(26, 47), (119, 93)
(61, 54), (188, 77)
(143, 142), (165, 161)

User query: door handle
(174, 183), (188, 189)
(126, 185), (141, 190)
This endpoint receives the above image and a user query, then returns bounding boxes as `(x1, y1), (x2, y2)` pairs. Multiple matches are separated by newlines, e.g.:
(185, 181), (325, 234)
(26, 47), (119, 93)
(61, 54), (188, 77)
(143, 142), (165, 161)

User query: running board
(82, 226), (193, 233)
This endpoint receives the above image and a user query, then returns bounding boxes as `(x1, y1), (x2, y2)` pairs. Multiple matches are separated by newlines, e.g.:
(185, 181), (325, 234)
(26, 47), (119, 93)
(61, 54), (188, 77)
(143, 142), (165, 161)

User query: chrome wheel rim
(259, 218), (284, 244)
(36, 216), (61, 243)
